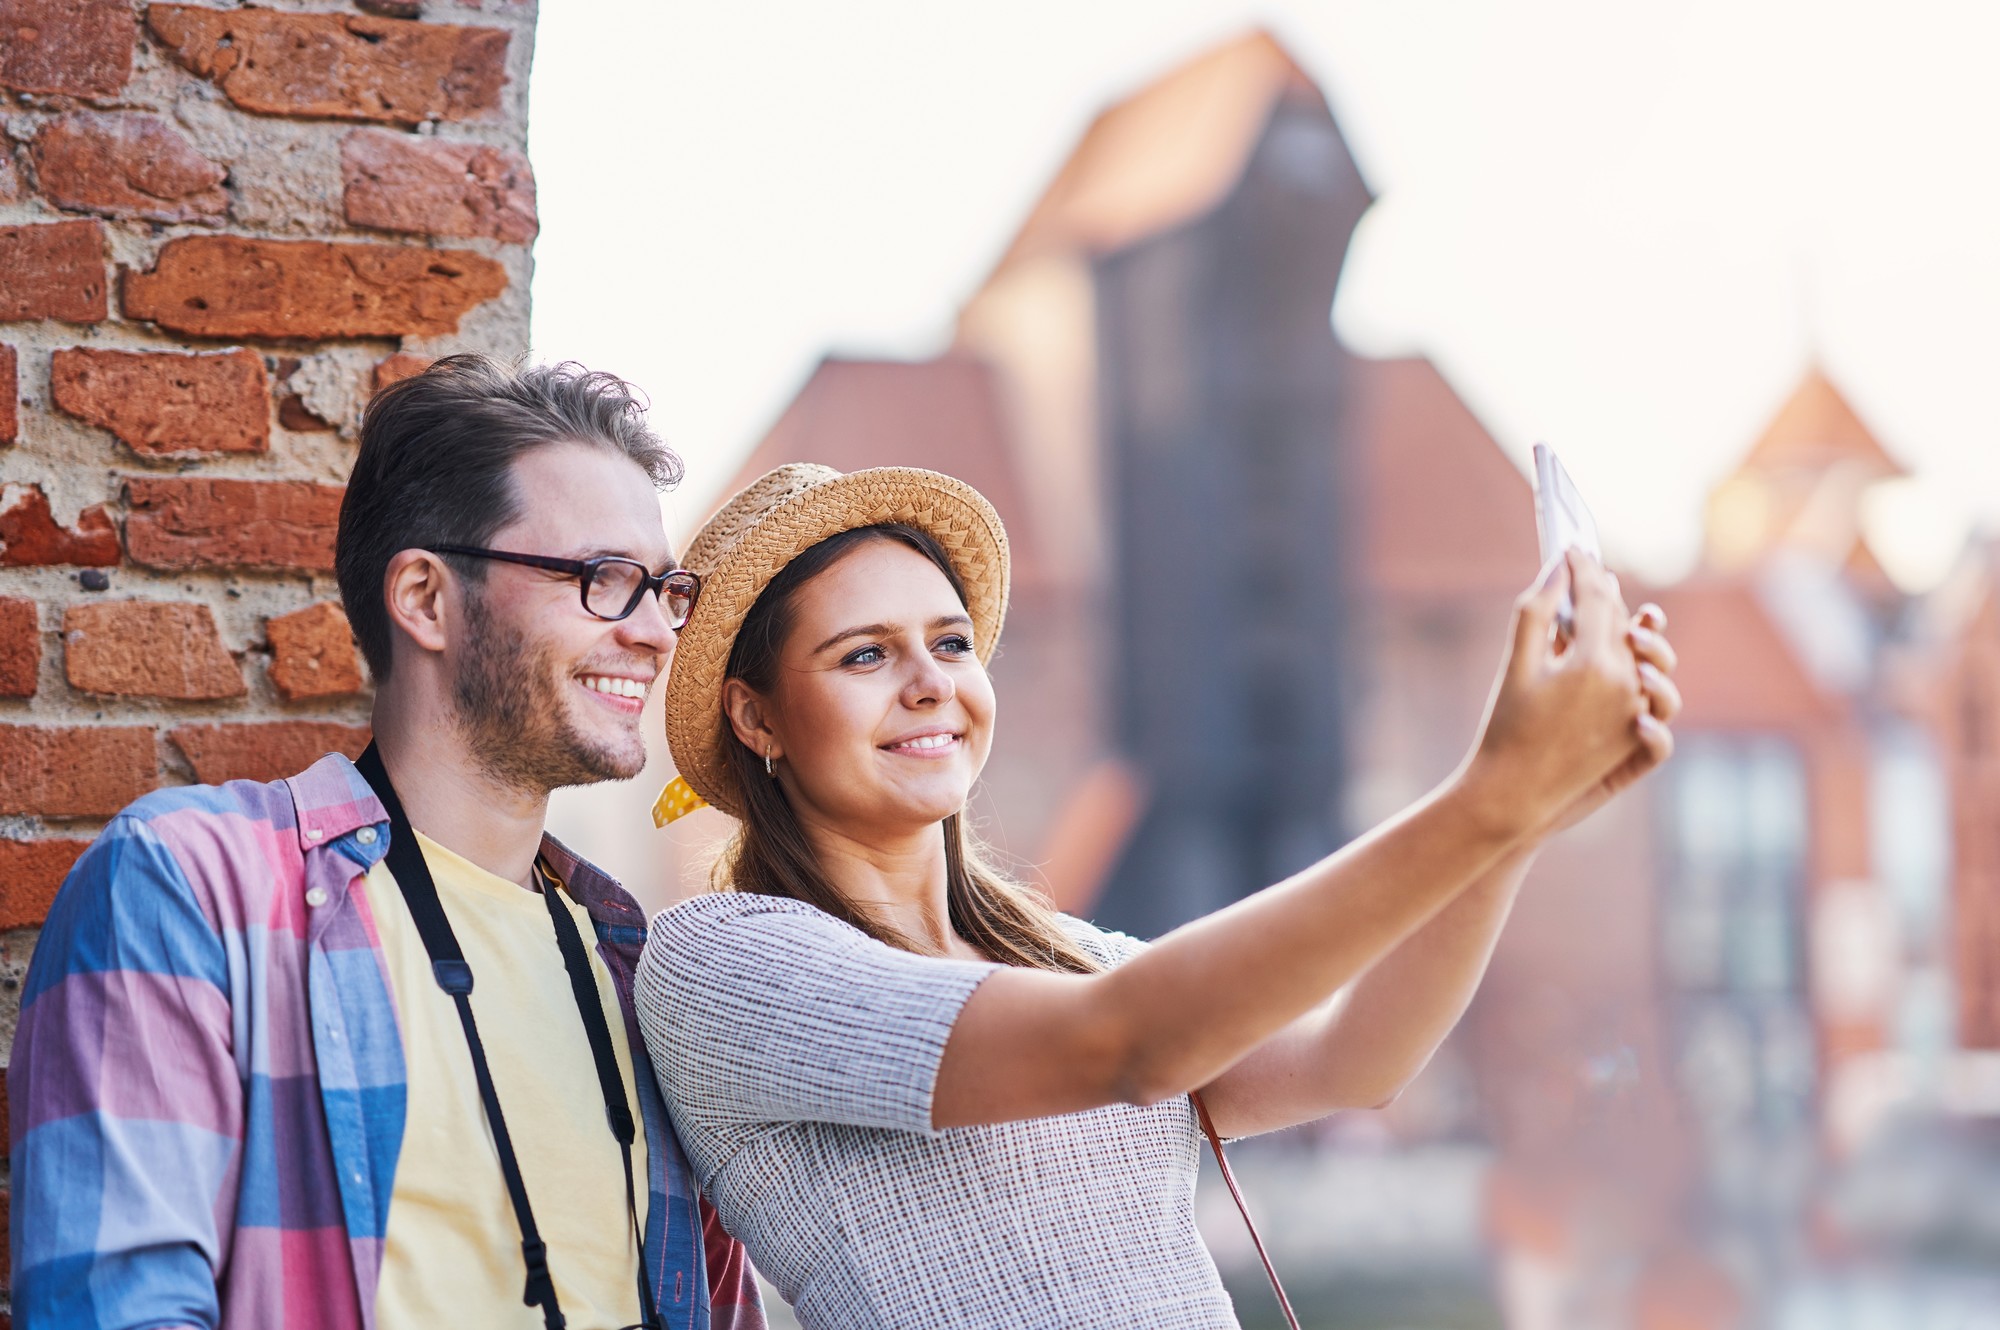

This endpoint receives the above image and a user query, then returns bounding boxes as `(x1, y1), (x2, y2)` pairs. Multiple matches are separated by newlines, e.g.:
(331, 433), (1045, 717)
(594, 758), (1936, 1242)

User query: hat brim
(662, 467), (1009, 820)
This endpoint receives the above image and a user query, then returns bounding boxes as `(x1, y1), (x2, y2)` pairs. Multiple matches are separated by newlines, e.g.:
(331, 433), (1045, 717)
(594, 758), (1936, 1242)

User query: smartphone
(1533, 443), (1601, 639)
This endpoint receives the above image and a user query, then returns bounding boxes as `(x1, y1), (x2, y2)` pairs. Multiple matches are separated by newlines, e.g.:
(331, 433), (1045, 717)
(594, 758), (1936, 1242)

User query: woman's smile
(882, 728), (963, 757)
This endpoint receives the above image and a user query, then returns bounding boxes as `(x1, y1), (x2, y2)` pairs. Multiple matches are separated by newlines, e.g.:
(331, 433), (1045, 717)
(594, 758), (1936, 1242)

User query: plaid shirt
(9, 753), (764, 1330)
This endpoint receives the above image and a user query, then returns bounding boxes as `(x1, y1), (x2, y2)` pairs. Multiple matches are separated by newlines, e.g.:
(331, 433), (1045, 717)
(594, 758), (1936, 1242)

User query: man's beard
(451, 598), (647, 794)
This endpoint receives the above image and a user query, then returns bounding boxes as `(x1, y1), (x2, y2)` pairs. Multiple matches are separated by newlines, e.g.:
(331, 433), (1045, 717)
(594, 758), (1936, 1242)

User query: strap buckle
(432, 958), (474, 995)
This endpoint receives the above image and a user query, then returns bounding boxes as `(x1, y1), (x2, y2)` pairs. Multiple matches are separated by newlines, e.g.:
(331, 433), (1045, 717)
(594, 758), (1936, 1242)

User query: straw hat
(656, 463), (1010, 823)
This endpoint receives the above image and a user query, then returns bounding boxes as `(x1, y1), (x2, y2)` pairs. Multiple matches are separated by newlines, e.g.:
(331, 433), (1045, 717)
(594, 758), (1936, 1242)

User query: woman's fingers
(1635, 712), (1675, 766)
(1565, 550), (1626, 655)
(1635, 602), (1667, 632)
(1509, 555), (1569, 679)
(1638, 660), (1682, 724)
(1626, 623), (1679, 676)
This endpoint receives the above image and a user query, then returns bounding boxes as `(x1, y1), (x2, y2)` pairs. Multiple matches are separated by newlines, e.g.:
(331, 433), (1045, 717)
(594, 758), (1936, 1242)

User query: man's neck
(370, 707), (549, 891)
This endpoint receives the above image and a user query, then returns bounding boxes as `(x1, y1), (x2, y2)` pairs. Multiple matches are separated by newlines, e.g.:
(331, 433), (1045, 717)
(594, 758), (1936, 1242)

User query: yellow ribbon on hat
(652, 776), (708, 827)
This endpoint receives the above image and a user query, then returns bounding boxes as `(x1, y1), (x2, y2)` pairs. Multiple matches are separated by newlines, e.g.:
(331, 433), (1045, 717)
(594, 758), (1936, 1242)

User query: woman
(635, 463), (1679, 1329)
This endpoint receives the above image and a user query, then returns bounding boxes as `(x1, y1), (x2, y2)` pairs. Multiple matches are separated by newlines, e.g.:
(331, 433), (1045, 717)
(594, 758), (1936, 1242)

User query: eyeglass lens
(584, 560), (696, 627)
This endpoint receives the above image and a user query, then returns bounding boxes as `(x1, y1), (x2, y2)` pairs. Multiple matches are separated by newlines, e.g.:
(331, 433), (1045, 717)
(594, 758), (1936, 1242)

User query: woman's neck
(797, 815), (982, 960)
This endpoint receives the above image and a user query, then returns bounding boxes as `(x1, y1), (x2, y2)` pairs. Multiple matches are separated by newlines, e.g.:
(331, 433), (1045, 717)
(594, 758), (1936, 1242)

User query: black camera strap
(354, 743), (660, 1330)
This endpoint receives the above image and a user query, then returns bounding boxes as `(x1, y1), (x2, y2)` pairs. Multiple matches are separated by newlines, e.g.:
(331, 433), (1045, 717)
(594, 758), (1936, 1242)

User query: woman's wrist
(1440, 759), (1551, 853)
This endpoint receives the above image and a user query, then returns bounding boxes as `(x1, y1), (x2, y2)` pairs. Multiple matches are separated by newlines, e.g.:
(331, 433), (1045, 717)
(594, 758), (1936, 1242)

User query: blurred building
(694, 30), (2000, 1330)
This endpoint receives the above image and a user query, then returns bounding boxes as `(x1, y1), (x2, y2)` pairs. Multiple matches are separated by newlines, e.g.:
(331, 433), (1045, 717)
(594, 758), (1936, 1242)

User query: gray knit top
(634, 892), (1239, 1330)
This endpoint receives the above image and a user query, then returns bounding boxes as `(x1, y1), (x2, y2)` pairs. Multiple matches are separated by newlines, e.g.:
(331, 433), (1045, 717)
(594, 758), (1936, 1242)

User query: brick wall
(0, 1), (540, 1305)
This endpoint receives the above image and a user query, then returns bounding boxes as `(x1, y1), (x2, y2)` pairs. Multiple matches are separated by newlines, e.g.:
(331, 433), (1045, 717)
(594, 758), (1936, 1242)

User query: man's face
(449, 441), (676, 794)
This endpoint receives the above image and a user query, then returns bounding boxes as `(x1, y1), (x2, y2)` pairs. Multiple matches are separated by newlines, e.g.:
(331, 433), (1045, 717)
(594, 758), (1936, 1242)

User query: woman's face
(732, 539), (996, 836)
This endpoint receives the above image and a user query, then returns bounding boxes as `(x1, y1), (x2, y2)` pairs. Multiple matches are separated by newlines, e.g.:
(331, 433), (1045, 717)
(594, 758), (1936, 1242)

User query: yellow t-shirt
(362, 834), (649, 1330)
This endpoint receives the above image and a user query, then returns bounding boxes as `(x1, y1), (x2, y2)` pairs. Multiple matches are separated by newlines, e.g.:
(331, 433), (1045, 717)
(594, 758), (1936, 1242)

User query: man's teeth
(894, 733), (957, 750)
(582, 675), (648, 700)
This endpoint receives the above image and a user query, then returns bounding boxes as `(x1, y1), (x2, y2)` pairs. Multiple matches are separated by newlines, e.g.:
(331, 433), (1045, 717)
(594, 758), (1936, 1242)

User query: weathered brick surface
(0, 725), (157, 817)
(32, 112), (230, 224)
(0, 221), (108, 324)
(0, 596), (39, 697)
(171, 721), (370, 785)
(123, 236), (507, 340)
(0, 0), (135, 97)
(147, 7), (510, 126)
(64, 600), (245, 700)
(373, 352), (435, 392)
(267, 601), (365, 700)
(0, 484), (120, 567)
(1, 342), (16, 443)
(0, 837), (91, 930)
(52, 347), (269, 456)
(341, 128), (537, 242)
(125, 476), (343, 572)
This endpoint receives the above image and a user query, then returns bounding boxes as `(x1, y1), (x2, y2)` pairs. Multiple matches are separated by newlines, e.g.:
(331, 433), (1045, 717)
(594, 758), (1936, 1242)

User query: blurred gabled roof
(993, 30), (1356, 268)
(716, 355), (1042, 583)
(1656, 576), (1840, 729)
(1345, 357), (1539, 598)
(1741, 367), (1906, 479)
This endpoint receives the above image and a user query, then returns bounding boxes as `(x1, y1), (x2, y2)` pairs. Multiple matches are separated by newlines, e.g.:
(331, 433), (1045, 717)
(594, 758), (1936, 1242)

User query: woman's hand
(1540, 602), (1679, 834)
(1454, 550), (1662, 843)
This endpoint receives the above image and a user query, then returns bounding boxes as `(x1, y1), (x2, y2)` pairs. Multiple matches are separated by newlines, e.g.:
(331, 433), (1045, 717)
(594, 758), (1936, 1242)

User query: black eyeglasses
(428, 545), (701, 629)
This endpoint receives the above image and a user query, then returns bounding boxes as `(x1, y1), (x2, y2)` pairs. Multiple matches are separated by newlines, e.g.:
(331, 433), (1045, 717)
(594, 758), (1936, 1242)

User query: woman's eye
(935, 635), (974, 656)
(842, 645), (886, 666)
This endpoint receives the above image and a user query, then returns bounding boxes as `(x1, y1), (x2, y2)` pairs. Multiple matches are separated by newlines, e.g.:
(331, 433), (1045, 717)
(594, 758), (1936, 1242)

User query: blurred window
(1662, 736), (1816, 1168)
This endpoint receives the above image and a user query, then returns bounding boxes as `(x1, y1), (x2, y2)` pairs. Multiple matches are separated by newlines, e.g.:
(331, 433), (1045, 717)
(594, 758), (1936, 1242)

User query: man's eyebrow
(811, 613), (974, 656)
(572, 545), (678, 568)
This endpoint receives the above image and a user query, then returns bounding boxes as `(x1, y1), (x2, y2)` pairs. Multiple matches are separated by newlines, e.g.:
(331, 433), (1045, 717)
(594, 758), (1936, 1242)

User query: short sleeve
(1057, 914), (1149, 968)
(636, 893), (997, 1136)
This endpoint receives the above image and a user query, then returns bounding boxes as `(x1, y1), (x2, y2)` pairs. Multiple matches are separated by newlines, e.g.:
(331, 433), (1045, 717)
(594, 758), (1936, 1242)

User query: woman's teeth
(892, 733), (957, 751)
(582, 675), (648, 700)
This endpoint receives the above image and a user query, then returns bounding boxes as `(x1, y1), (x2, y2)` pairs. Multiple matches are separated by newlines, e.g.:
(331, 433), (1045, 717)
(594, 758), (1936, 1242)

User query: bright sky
(528, 0), (2000, 590)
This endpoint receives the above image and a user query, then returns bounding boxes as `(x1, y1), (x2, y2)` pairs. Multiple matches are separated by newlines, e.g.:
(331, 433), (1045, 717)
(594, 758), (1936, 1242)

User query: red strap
(1191, 1092), (1301, 1330)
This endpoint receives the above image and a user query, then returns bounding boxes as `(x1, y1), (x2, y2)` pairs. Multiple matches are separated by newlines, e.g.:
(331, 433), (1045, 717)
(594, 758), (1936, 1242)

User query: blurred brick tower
(0, 2), (540, 1302)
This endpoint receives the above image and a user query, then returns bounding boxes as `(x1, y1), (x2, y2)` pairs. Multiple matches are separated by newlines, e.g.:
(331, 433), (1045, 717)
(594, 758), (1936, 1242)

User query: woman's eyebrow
(811, 613), (974, 656)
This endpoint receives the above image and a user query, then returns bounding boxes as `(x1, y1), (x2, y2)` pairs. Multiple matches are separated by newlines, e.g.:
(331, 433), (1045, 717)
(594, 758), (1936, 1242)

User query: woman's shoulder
(1055, 913), (1150, 968)
(647, 890), (870, 955)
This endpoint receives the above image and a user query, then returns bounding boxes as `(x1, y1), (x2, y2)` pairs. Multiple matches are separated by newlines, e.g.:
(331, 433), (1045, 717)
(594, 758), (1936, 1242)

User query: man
(9, 357), (764, 1330)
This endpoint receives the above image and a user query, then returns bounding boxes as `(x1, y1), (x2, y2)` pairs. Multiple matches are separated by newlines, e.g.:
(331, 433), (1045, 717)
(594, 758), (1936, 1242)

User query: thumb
(1509, 556), (1567, 679)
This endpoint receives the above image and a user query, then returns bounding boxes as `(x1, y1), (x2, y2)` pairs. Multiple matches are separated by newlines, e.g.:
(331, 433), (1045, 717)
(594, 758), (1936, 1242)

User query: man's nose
(615, 585), (677, 656)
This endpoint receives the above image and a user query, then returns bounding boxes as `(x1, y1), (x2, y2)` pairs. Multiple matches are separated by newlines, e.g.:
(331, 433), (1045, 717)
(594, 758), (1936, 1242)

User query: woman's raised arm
(932, 550), (1661, 1129)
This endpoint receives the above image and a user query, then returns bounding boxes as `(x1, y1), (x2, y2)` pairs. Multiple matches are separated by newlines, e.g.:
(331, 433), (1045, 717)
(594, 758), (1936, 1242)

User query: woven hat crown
(660, 463), (1009, 820)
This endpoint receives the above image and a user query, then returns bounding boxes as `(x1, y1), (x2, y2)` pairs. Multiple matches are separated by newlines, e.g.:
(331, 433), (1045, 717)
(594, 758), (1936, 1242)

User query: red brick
(341, 128), (537, 243)
(122, 236), (506, 340)
(1, 342), (15, 444)
(0, 484), (120, 568)
(0, 596), (38, 697)
(0, 0), (134, 97)
(52, 347), (269, 456)
(124, 476), (342, 573)
(0, 725), (157, 817)
(0, 221), (108, 324)
(147, 6), (509, 126)
(32, 112), (229, 224)
(171, 721), (370, 785)
(64, 600), (245, 700)
(0, 837), (90, 929)
(372, 352), (434, 393)
(267, 601), (365, 701)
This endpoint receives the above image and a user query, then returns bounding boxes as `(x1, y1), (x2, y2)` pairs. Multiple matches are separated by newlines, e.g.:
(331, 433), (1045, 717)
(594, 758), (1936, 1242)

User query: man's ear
(721, 678), (781, 761)
(383, 549), (455, 659)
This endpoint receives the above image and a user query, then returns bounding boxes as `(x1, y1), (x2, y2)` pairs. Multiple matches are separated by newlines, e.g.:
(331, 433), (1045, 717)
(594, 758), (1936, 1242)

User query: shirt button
(307, 828), (324, 841)
(356, 827), (379, 846)
(305, 887), (329, 908)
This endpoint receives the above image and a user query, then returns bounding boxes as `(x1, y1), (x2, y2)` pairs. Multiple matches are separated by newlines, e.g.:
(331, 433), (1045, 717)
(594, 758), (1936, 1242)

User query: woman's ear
(722, 678), (781, 761)
(383, 549), (454, 659)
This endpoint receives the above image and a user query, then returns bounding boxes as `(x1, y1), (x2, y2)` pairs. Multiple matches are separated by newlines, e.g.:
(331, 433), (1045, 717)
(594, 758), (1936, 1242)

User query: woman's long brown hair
(715, 524), (1100, 974)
